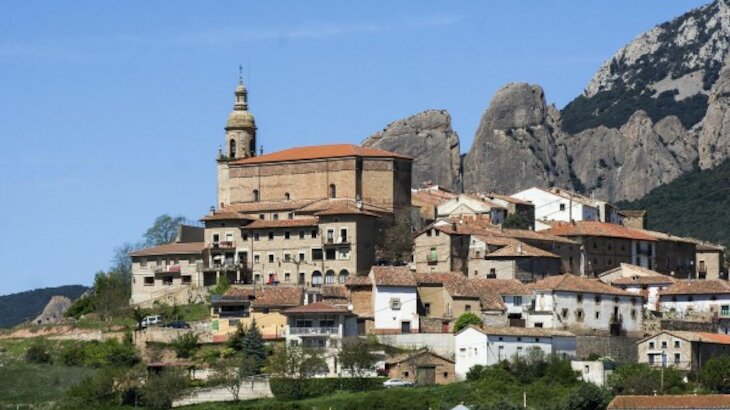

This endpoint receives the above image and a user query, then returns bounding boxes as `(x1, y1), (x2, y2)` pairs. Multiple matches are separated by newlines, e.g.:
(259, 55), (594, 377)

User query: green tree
(91, 271), (130, 320)
(243, 319), (266, 371)
(130, 306), (148, 333)
(453, 312), (483, 333)
(555, 382), (612, 410)
(700, 355), (730, 393)
(502, 213), (532, 230)
(144, 214), (186, 246)
(338, 337), (378, 378)
(227, 322), (247, 351)
(212, 355), (259, 401)
(378, 219), (414, 262)
(140, 368), (189, 410)
(170, 333), (200, 359)
(208, 276), (231, 300)
(110, 241), (144, 287)
(608, 363), (686, 395)
(268, 345), (329, 400)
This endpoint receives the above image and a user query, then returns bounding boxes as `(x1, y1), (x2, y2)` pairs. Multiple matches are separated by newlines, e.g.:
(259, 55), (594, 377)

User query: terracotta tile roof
(296, 198), (391, 215)
(499, 228), (578, 245)
(443, 277), (532, 311)
(371, 266), (416, 287)
(411, 190), (455, 207)
(129, 242), (206, 257)
(479, 192), (534, 206)
(608, 395), (730, 409)
(220, 286), (303, 307)
(660, 280), (730, 296)
(320, 285), (347, 299)
(414, 272), (464, 285)
(284, 301), (350, 314)
(635, 228), (699, 245)
(461, 325), (574, 338)
(345, 275), (372, 287)
(529, 274), (636, 296)
(244, 217), (319, 229)
(485, 241), (560, 259)
(612, 276), (675, 286)
(427, 219), (577, 245)
(648, 331), (730, 346)
(231, 144), (412, 165)
(201, 211), (253, 222)
(546, 221), (657, 242)
(224, 199), (316, 213)
(386, 349), (455, 365)
(314, 203), (379, 217)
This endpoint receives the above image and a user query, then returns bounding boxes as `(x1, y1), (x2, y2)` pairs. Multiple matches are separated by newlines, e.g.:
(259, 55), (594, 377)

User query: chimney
(517, 243), (523, 254)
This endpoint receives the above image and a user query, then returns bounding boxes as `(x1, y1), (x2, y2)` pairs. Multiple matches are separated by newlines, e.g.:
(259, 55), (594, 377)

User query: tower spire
(238, 64), (243, 85)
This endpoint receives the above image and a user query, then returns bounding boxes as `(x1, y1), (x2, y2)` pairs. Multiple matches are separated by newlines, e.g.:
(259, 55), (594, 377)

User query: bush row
(270, 377), (386, 400)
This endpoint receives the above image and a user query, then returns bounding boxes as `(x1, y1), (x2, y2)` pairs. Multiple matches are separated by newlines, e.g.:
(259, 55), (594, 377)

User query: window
(475, 251), (481, 258)
(299, 230), (304, 239)
(424, 303), (431, 316)
(312, 271), (323, 286)
(259, 214), (264, 220)
(268, 231), (274, 240)
(299, 252), (305, 262)
(288, 212), (293, 219)
(514, 296), (522, 306)
(577, 294), (583, 303)
(311, 229), (318, 238)
(163, 276), (173, 286)
(631, 309), (637, 320)
(254, 233), (260, 241)
(338, 270), (349, 284)
(488, 268), (496, 278)
(284, 273), (291, 281)
(649, 341), (655, 349)
(140, 258), (147, 267)
(594, 295), (601, 304)
(325, 249), (336, 260)
(674, 341), (680, 348)
(661, 341), (667, 349)
(327, 229), (334, 244)
(595, 312), (600, 319)
(329, 184), (336, 198)
(465, 305), (471, 312)
(144, 277), (154, 286)
(517, 337), (522, 341)
(283, 253), (291, 262)
(312, 248), (323, 261)
(182, 275), (191, 285)
(229, 139), (237, 157)
(561, 308), (569, 319)
(516, 346), (523, 356)
(498, 346), (504, 360)
(674, 353), (681, 364)
(560, 203), (566, 211)
(284, 231), (290, 240)
(273, 214), (279, 221)
(252, 189), (259, 202)
(435, 230), (440, 236)
(427, 230), (432, 237)
(242, 233), (248, 241)
(325, 270), (335, 284)
(268, 254), (274, 263)
(254, 254), (260, 263)
(340, 228), (348, 243)
(390, 298), (401, 310)
(576, 309), (584, 321)
(284, 193), (290, 201)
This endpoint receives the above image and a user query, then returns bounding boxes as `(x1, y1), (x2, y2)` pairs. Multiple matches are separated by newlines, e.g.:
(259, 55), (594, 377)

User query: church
(130, 79), (412, 305)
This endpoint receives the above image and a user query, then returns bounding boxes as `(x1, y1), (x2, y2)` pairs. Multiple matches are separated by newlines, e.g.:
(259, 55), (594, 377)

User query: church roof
(230, 144), (411, 165)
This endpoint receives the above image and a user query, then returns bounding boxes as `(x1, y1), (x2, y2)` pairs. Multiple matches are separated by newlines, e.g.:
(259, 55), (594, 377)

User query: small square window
(182, 275), (191, 285)
(674, 341), (680, 348)
(268, 231), (274, 240)
(284, 231), (290, 240)
(299, 230), (304, 239)
(390, 298), (401, 310)
(649, 341), (655, 349)
(311, 229), (318, 238)
(144, 277), (154, 286)
(254, 233), (260, 241)
(285, 273), (291, 281)
(661, 341), (667, 349)
(268, 254), (275, 263)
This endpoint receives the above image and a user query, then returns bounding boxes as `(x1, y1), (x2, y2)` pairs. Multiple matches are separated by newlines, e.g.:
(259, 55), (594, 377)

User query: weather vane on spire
(238, 64), (243, 84)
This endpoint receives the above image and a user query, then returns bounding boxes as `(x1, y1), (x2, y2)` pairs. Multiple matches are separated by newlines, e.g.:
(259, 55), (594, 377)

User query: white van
(141, 315), (162, 328)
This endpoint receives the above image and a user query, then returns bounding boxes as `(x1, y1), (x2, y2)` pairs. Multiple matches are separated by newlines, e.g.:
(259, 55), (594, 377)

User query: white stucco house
(598, 263), (675, 312)
(527, 274), (644, 336)
(371, 266), (420, 334)
(511, 187), (605, 230)
(436, 194), (507, 225)
(454, 326), (576, 380)
(659, 280), (730, 333)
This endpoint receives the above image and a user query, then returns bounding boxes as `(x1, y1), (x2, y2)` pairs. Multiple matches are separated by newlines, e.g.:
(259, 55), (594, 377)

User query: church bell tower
(223, 72), (256, 160)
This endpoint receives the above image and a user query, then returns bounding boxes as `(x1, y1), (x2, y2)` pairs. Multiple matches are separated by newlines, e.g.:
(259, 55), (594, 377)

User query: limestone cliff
(698, 59), (730, 168)
(362, 110), (461, 190)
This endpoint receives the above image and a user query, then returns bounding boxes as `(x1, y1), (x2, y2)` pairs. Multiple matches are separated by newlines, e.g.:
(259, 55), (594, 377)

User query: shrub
(700, 355), (730, 393)
(25, 340), (51, 364)
(170, 332), (199, 358)
(269, 377), (385, 400)
(140, 368), (189, 410)
(58, 339), (139, 367)
(453, 312), (483, 333)
(555, 382), (612, 410)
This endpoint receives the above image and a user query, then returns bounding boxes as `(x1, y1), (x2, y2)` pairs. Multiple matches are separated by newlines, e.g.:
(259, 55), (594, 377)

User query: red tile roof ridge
(129, 242), (206, 257)
(230, 144), (412, 165)
(284, 301), (351, 314)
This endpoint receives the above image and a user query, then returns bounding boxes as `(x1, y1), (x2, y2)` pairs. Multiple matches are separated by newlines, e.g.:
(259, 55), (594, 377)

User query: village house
(570, 360), (614, 387)
(454, 326), (576, 380)
(370, 266), (420, 334)
(209, 286), (302, 341)
(598, 263), (674, 312)
(344, 275), (374, 335)
(618, 210), (648, 229)
(468, 234), (562, 282)
(658, 280), (730, 333)
(637, 330), (730, 372)
(283, 302), (358, 376)
(385, 350), (456, 385)
(511, 187), (621, 230)
(436, 194), (508, 225)
(479, 193), (536, 230)
(693, 241), (727, 280)
(637, 229), (697, 279)
(546, 221), (658, 276)
(527, 274), (644, 336)
(411, 185), (456, 228)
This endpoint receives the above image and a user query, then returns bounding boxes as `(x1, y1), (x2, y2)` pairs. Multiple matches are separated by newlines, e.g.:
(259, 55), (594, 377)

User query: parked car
(141, 315), (162, 328)
(164, 320), (191, 329)
(383, 379), (414, 388)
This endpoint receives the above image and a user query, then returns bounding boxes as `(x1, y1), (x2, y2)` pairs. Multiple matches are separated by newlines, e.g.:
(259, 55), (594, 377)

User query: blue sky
(0, 1), (708, 294)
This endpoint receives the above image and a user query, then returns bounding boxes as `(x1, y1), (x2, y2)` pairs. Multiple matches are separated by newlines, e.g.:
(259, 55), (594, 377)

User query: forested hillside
(0, 285), (87, 328)
(619, 159), (730, 251)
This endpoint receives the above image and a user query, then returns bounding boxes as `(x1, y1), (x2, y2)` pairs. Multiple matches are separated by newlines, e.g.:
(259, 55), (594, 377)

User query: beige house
(385, 350), (456, 385)
(637, 330), (730, 372)
(694, 241), (727, 280)
(468, 234), (562, 282)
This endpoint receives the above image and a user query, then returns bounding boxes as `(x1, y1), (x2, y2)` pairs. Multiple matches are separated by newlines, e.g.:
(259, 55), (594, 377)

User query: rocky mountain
(365, 1), (730, 202)
(0, 285), (87, 328)
(32, 295), (73, 326)
(362, 110), (461, 190)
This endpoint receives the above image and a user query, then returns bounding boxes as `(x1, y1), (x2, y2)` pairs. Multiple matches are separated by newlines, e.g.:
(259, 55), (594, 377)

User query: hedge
(270, 377), (386, 400)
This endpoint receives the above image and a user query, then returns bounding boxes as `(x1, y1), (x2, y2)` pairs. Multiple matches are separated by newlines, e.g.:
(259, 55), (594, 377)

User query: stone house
(546, 221), (658, 276)
(130, 241), (207, 305)
(454, 326), (576, 380)
(637, 330), (730, 372)
(479, 193), (536, 230)
(413, 223), (470, 274)
(618, 210), (647, 229)
(598, 263), (674, 312)
(468, 234), (562, 282)
(637, 229), (697, 279)
(283, 302), (358, 377)
(345, 275), (374, 335)
(694, 241), (727, 280)
(658, 280), (730, 328)
(411, 185), (456, 227)
(210, 285), (302, 341)
(385, 350), (455, 385)
(527, 274), (644, 336)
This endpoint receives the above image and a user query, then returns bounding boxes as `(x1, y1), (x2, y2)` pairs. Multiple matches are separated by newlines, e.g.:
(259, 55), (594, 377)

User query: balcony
(204, 263), (246, 272)
(210, 241), (236, 250)
(154, 265), (182, 274)
(324, 238), (350, 247)
(289, 327), (339, 336)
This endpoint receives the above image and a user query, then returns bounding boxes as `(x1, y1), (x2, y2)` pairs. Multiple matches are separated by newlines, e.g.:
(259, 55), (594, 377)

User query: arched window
(284, 193), (290, 201)
(329, 184), (336, 198)
(229, 139), (236, 158)
(325, 270), (336, 285)
(338, 270), (349, 284)
(312, 271), (323, 287)
(252, 189), (259, 202)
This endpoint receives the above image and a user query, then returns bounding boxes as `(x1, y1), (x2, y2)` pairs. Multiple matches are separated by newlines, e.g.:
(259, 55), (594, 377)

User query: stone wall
(660, 318), (717, 333)
(575, 335), (640, 363)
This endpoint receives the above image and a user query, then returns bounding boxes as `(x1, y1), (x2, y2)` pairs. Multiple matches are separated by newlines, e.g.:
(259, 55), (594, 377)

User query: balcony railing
(219, 310), (251, 318)
(289, 327), (339, 336)
(154, 265), (182, 274)
(324, 238), (350, 246)
(205, 263), (245, 272)
(211, 241), (236, 249)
